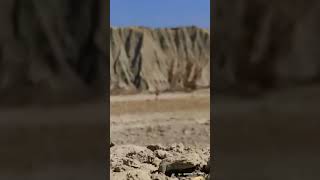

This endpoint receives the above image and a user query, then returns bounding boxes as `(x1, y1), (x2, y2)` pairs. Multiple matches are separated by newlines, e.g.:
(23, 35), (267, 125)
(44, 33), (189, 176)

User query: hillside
(110, 26), (210, 94)
(214, 0), (320, 94)
(0, 0), (107, 105)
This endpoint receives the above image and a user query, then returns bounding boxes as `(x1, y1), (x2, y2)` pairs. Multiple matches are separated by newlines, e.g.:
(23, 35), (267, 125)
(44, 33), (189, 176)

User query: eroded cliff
(214, 0), (320, 94)
(0, 0), (107, 105)
(110, 26), (210, 94)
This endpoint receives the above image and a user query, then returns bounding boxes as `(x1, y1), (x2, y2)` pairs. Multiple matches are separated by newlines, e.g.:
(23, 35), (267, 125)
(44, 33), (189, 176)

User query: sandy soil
(110, 89), (210, 147)
(110, 90), (210, 179)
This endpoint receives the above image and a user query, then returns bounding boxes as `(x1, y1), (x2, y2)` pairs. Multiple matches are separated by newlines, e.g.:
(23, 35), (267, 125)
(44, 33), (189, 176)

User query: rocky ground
(110, 90), (210, 147)
(110, 144), (210, 180)
(110, 89), (210, 180)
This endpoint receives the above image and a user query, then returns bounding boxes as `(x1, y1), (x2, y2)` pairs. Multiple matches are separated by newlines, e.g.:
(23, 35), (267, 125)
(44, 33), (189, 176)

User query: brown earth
(110, 90), (210, 180)
(110, 89), (210, 147)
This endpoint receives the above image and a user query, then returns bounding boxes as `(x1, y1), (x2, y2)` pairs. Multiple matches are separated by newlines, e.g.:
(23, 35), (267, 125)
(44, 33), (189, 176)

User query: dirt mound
(214, 0), (320, 94)
(0, 0), (107, 105)
(110, 144), (210, 180)
(110, 26), (210, 94)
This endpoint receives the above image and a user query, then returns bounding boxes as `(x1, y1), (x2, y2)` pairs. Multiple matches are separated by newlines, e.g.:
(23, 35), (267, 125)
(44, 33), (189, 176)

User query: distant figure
(155, 89), (160, 100)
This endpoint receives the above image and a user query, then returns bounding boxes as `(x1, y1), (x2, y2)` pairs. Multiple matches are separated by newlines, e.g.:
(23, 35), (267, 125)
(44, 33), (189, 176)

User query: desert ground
(110, 89), (210, 147)
(110, 89), (211, 179)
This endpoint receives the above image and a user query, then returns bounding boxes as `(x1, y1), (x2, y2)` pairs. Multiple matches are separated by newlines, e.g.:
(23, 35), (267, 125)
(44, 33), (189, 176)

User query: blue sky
(111, 0), (210, 28)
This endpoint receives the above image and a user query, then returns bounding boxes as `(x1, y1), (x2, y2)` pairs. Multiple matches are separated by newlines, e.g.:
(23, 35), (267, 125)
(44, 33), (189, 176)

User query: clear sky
(111, 0), (210, 28)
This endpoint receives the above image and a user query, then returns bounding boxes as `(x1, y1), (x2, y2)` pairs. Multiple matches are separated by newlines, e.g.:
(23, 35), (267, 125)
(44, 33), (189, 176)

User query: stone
(155, 150), (172, 159)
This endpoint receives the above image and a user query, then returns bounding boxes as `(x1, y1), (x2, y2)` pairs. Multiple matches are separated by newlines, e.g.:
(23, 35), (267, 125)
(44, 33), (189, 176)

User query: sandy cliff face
(214, 0), (320, 94)
(0, 0), (107, 105)
(110, 26), (210, 94)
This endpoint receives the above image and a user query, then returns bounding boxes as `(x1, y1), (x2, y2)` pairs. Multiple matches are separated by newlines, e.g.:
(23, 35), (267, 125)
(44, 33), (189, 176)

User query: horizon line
(110, 24), (210, 29)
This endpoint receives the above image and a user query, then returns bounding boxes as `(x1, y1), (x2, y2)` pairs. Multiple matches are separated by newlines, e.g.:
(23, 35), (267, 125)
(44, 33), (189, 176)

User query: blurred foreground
(0, 102), (106, 179)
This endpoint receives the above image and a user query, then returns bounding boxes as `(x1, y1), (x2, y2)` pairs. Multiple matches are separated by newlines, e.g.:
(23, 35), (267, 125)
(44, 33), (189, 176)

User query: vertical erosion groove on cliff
(214, 0), (320, 94)
(110, 26), (210, 94)
(0, 0), (107, 105)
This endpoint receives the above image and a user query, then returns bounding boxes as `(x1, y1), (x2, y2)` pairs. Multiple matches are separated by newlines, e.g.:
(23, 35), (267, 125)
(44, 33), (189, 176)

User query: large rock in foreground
(110, 144), (210, 180)
(110, 26), (210, 94)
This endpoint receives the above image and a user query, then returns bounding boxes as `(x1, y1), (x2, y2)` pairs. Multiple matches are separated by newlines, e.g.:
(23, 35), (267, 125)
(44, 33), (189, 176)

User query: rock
(110, 145), (158, 173)
(152, 157), (162, 167)
(111, 144), (210, 180)
(158, 151), (207, 177)
(206, 174), (210, 180)
(190, 177), (206, 180)
(110, 26), (210, 94)
(150, 173), (168, 180)
(155, 150), (172, 159)
(158, 159), (197, 176)
(110, 142), (115, 147)
(147, 144), (166, 151)
(113, 166), (123, 172)
(201, 158), (210, 174)
(111, 169), (152, 180)
(126, 170), (152, 180)
(123, 158), (141, 168)
(167, 143), (185, 153)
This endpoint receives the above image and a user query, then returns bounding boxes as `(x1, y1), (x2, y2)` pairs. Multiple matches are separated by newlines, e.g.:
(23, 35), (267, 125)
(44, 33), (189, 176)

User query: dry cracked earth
(110, 89), (210, 180)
